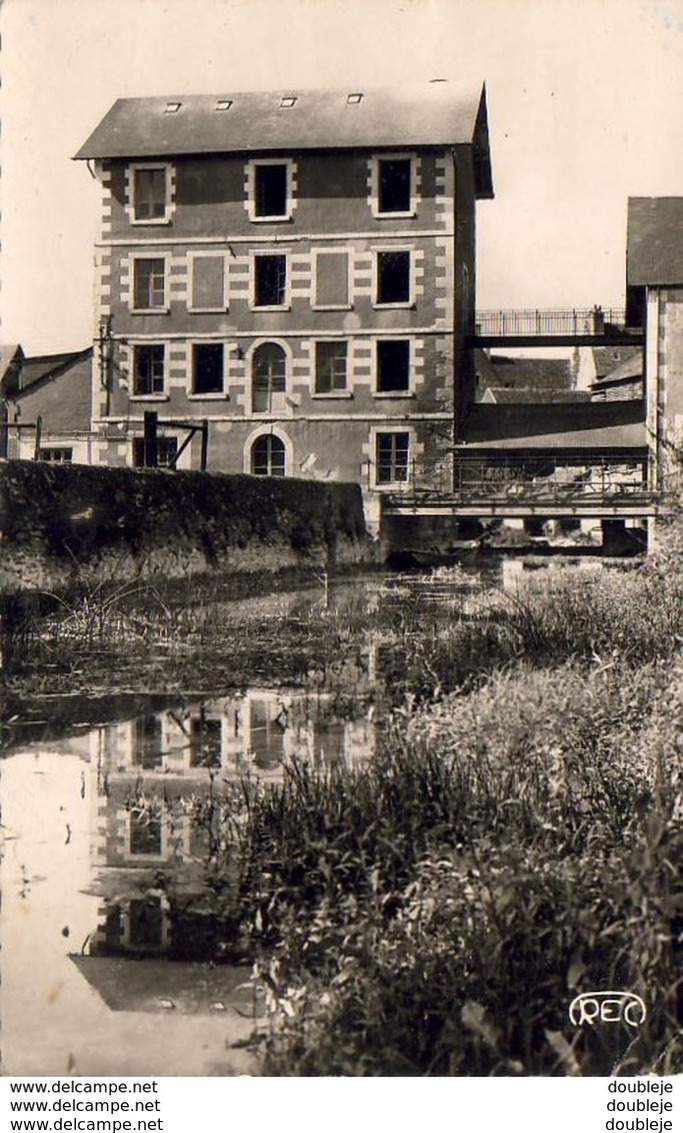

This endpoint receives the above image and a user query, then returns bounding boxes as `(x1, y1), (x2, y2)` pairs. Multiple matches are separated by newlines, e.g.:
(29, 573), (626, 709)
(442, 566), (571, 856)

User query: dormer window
(347, 93), (363, 105)
(280, 96), (297, 108)
(215, 99), (233, 111)
(246, 159), (296, 222)
(164, 101), (181, 114)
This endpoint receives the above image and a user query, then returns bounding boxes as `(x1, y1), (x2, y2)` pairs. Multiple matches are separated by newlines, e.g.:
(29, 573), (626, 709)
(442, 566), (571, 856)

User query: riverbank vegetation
(205, 521), (683, 1076)
(3, 514), (682, 1075)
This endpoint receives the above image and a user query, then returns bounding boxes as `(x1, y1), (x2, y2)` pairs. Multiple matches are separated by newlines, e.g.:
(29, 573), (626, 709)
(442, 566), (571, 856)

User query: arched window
(251, 434), (286, 477)
(252, 342), (286, 412)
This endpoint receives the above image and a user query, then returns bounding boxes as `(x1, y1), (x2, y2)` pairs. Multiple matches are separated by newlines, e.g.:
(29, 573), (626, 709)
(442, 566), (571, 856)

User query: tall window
(376, 340), (410, 393)
(255, 164), (288, 218)
(192, 344), (224, 394)
(133, 258), (166, 310)
(254, 255), (287, 308)
(251, 434), (286, 477)
(376, 251), (411, 305)
(133, 344), (165, 396)
(378, 158), (412, 214)
(252, 342), (286, 411)
(376, 432), (410, 485)
(248, 160), (294, 221)
(315, 341), (348, 394)
(133, 167), (168, 221)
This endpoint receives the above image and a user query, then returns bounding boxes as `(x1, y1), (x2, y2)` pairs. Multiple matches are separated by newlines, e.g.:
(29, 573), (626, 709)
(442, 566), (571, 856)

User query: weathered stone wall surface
(0, 460), (376, 593)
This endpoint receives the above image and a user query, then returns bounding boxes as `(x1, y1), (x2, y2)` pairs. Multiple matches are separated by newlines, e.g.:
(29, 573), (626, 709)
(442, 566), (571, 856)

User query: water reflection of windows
(133, 715), (164, 769)
(249, 699), (285, 770)
(313, 719), (346, 768)
(189, 712), (222, 768)
(129, 811), (163, 856)
(128, 897), (164, 949)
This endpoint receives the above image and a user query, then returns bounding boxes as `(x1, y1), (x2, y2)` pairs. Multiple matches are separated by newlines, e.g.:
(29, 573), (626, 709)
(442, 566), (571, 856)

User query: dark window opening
(133, 258), (165, 309)
(377, 251), (411, 304)
(38, 448), (73, 463)
(378, 158), (411, 213)
(254, 255), (287, 307)
(251, 434), (286, 477)
(254, 164), (288, 218)
(133, 344), (165, 396)
(192, 343), (224, 394)
(134, 168), (167, 220)
(315, 341), (348, 394)
(189, 713), (222, 768)
(133, 436), (178, 469)
(377, 432), (410, 484)
(252, 342), (286, 411)
(377, 340), (410, 392)
(129, 812), (163, 856)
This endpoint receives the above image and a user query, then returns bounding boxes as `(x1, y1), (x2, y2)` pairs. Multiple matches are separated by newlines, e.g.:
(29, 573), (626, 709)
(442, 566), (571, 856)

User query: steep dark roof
(19, 348), (92, 392)
(483, 388), (591, 405)
(74, 82), (494, 198)
(475, 351), (574, 392)
(457, 401), (647, 452)
(627, 197), (683, 286)
(0, 344), (24, 390)
(591, 345), (641, 381)
(593, 351), (642, 387)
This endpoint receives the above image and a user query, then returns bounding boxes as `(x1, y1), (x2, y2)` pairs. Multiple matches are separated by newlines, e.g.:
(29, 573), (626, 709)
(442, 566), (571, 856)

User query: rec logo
(568, 991), (647, 1027)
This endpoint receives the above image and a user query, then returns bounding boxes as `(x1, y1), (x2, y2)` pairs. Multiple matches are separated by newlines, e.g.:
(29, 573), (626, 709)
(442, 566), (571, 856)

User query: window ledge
(249, 304), (291, 313)
(130, 308), (170, 316)
(373, 211), (417, 220)
(188, 307), (229, 314)
(188, 393), (228, 400)
(249, 214), (294, 224)
(311, 304), (353, 312)
(373, 302), (416, 311)
(311, 391), (353, 399)
(373, 482), (412, 491)
(130, 394), (170, 402)
(130, 218), (172, 227)
(374, 390), (415, 398)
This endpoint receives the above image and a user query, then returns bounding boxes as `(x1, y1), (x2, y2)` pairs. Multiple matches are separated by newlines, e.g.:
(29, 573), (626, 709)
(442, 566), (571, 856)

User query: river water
(0, 556), (615, 1076)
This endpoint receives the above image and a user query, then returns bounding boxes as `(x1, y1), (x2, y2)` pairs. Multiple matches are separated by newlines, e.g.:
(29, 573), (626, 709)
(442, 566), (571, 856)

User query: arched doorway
(252, 342), (286, 412)
(251, 433), (286, 477)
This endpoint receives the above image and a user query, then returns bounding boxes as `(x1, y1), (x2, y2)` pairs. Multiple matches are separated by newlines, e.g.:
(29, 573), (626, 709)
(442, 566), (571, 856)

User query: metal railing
(475, 308), (627, 337)
(383, 454), (653, 508)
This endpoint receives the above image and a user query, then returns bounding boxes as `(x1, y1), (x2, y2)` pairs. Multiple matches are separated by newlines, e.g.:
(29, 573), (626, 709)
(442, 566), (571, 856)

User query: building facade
(75, 83), (493, 525)
(626, 197), (683, 492)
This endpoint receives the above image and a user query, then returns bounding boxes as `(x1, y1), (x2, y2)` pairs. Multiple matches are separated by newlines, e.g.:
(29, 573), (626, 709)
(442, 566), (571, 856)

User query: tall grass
(195, 658), (682, 1076)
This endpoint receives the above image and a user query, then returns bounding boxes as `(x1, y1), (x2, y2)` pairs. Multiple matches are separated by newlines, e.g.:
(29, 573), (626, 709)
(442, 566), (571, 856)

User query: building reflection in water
(85, 687), (376, 966)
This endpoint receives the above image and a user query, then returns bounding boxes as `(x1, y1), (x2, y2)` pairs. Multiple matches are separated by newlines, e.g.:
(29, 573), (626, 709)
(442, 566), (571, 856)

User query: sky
(1, 0), (682, 355)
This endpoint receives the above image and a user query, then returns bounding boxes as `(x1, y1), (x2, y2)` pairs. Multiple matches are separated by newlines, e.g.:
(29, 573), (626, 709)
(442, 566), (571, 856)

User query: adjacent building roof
(74, 81), (494, 198)
(592, 350), (642, 388)
(19, 348), (92, 393)
(456, 401), (647, 452)
(481, 388), (592, 405)
(0, 344), (24, 392)
(475, 351), (575, 393)
(627, 197), (683, 286)
(591, 345), (641, 381)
